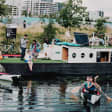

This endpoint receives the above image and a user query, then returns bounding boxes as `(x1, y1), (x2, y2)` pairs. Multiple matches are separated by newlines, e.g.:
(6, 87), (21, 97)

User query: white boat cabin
(49, 45), (112, 63)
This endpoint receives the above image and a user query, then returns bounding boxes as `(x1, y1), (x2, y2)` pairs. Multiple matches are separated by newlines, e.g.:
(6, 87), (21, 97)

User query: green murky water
(0, 75), (112, 112)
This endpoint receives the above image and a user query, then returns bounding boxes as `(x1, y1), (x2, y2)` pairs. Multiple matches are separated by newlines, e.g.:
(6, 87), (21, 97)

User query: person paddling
(71, 75), (112, 102)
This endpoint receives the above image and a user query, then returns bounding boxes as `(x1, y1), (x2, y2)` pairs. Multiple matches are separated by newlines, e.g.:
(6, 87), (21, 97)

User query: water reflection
(27, 82), (37, 110)
(0, 76), (112, 112)
(18, 82), (24, 112)
(59, 82), (67, 104)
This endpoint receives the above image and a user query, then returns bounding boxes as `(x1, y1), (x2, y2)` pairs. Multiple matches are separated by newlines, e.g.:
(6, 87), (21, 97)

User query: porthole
(90, 53), (93, 58)
(81, 53), (85, 58)
(72, 53), (76, 58)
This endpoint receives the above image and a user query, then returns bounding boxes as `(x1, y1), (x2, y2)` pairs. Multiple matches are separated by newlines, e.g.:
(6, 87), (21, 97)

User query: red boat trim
(2, 54), (21, 57)
(0, 72), (9, 75)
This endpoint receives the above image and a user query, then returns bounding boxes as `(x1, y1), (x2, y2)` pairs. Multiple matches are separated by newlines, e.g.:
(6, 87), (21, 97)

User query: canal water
(0, 75), (112, 112)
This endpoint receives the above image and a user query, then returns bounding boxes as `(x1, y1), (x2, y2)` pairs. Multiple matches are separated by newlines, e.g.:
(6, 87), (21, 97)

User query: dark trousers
(20, 47), (26, 60)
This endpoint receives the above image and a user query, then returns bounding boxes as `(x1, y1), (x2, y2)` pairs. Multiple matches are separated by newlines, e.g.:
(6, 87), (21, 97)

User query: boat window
(111, 52), (112, 62)
(90, 53), (93, 58)
(81, 53), (85, 58)
(72, 53), (76, 58)
(97, 52), (109, 62)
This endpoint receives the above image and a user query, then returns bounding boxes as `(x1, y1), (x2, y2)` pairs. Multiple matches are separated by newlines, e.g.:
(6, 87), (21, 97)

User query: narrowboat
(0, 32), (112, 76)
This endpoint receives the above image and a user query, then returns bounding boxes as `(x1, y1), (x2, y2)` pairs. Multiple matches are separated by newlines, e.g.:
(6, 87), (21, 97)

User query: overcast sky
(54, 0), (66, 2)
(54, 0), (112, 17)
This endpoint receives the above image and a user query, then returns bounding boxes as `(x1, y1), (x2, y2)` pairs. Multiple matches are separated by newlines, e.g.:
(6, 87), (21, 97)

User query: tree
(39, 21), (57, 43)
(22, 10), (27, 17)
(29, 11), (32, 17)
(95, 18), (106, 38)
(56, 0), (88, 29)
(0, 0), (9, 16)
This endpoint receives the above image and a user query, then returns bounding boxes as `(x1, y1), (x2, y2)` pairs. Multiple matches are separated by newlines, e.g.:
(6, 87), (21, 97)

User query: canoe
(71, 86), (101, 104)
(80, 88), (101, 104)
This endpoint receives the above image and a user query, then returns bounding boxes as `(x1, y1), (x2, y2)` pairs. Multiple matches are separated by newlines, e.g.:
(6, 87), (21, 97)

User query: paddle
(94, 83), (112, 101)
(94, 75), (112, 102)
(71, 86), (81, 93)
(70, 86), (81, 102)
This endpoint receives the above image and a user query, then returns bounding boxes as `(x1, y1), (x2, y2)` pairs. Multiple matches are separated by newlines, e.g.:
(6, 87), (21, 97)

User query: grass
(0, 58), (66, 63)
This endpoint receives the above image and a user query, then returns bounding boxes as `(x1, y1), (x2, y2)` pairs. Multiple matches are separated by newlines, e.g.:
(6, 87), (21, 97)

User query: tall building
(57, 2), (64, 11)
(5, 0), (60, 17)
(23, 0), (34, 15)
(5, 0), (24, 17)
(8, 5), (19, 16)
(23, 0), (58, 16)
(52, 3), (58, 14)
(89, 10), (104, 21)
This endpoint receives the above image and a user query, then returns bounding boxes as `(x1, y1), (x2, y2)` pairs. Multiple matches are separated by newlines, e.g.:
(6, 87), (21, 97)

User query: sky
(54, 0), (112, 17)
(54, 0), (66, 2)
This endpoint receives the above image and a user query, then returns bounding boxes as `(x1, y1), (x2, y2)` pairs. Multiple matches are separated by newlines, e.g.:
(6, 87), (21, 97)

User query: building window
(72, 53), (76, 58)
(90, 53), (93, 58)
(81, 53), (85, 58)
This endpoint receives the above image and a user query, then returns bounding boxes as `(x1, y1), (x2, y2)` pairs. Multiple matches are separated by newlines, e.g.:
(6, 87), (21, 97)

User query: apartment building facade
(5, 0), (62, 17)
(6, 0), (24, 17)
(23, 0), (58, 16)
(89, 10), (104, 21)
(5, 0), (61, 17)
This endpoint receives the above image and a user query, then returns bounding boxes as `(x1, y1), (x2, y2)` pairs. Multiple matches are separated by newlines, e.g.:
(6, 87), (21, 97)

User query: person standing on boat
(20, 34), (28, 61)
(30, 40), (41, 61)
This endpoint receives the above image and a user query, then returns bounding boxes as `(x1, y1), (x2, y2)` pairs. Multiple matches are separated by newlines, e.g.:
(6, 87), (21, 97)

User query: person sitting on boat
(24, 49), (33, 71)
(30, 40), (41, 61)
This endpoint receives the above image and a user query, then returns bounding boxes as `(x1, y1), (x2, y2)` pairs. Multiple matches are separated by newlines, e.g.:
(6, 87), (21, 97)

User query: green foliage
(22, 10), (27, 17)
(56, 0), (88, 28)
(0, 25), (6, 38)
(7, 16), (12, 24)
(38, 22), (57, 43)
(95, 18), (106, 38)
(0, 0), (9, 16)
(29, 12), (32, 17)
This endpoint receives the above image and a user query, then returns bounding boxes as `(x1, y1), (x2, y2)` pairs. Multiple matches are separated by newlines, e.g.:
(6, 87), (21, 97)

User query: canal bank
(1, 63), (112, 76)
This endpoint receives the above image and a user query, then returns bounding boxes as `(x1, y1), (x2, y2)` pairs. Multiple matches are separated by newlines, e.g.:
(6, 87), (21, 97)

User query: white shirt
(20, 38), (27, 48)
